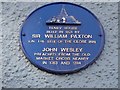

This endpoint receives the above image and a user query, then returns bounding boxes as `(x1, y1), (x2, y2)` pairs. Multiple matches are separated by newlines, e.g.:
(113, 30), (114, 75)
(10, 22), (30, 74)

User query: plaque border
(19, 2), (105, 74)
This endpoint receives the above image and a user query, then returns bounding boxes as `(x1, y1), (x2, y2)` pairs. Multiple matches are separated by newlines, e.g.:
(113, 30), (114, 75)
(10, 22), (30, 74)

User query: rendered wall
(2, 2), (118, 88)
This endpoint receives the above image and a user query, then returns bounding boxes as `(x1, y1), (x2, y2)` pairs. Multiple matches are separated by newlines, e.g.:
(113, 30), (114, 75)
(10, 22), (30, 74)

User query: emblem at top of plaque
(46, 5), (81, 25)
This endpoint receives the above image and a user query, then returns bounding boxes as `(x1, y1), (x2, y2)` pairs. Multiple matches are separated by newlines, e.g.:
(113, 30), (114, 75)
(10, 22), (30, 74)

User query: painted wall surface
(1, 2), (118, 88)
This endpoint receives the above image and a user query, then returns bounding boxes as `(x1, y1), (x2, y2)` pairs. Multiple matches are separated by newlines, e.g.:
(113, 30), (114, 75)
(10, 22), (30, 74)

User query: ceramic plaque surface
(20, 2), (105, 74)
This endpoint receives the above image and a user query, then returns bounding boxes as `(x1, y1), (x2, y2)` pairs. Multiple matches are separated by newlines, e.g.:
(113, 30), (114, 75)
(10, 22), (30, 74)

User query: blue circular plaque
(20, 2), (105, 74)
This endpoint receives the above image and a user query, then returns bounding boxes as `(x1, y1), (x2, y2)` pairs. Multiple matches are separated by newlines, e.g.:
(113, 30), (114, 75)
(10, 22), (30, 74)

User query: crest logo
(46, 5), (81, 25)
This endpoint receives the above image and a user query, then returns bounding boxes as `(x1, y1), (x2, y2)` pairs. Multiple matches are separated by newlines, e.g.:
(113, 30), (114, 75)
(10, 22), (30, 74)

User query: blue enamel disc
(20, 2), (105, 74)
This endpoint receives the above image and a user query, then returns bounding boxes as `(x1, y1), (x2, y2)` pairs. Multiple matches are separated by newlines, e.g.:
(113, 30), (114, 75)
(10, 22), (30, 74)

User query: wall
(1, 2), (118, 88)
